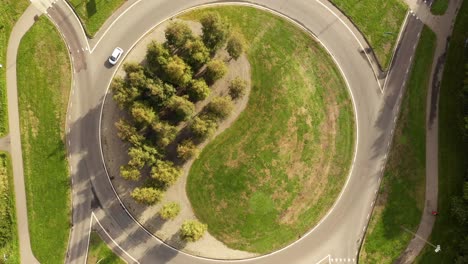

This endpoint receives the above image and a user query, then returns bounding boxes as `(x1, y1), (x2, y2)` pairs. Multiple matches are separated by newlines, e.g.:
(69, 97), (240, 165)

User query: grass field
(360, 26), (436, 263)
(69, 0), (125, 37)
(0, 153), (19, 264)
(330, 0), (407, 70)
(182, 7), (355, 253)
(17, 16), (71, 264)
(0, 0), (29, 137)
(416, 1), (468, 262)
(431, 0), (449, 15)
(87, 232), (125, 264)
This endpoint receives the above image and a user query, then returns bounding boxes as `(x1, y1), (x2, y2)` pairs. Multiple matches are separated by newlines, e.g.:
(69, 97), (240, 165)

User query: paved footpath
(397, 0), (464, 263)
(6, 3), (42, 264)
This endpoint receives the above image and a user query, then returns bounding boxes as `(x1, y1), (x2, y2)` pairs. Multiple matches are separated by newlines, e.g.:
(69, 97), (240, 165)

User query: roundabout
(14, 0), (422, 263)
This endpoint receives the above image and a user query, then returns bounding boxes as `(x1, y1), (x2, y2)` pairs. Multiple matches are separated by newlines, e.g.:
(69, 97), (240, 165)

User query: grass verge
(87, 232), (125, 264)
(360, 26), (436, 263)
(68, 0), (125, 37)
(431, 0), (449, 15)
(0, 0), (29, 136)
(182, 7), (354, 253)
(416, 1), (468, 262)
(330, 0), (407, 69)
(0, 153), (19, 263)
(17, 16), (71, 264)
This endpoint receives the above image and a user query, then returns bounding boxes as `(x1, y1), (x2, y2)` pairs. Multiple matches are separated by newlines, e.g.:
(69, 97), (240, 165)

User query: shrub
(120, 165), (141, 181)
(190, 116), (218, 139)
(177, 140), (199, 160)
(206, 96), (233, 120)
(166, 95), (195, 121)
(151, 160), (182, 187)
(188, 79), (210, 101)
(200, 12), (230, 51)
(165, 21), (193, 50)
(228, 77), (247, 99)
(204, 59), (227, 84)
(226, 32), (245, 60)
(180, 220), (208, 242)
(131, 187), (164, 205)
(159, 202), (181, 220)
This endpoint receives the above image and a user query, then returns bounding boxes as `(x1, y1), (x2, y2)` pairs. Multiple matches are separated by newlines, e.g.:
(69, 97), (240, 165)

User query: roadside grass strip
(431, 0), (449, 15)
(360, 26), (436, 263)
(87, 232), (125, 264)
(416, 1), (468, 262)
(181, 6), (354, 253)
(17, 16), (71, 264)
(0, 0), (29, 136)
(0, 153), (19, 263)
(69, 0), (126, 37)
(330, 0), (407, 70)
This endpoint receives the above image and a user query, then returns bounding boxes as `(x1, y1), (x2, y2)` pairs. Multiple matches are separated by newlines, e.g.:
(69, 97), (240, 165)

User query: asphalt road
(25, 0), (425, 263)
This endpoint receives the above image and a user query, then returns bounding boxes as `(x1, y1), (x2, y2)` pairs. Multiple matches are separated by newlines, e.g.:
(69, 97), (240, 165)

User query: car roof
(111, 47), (123, 57)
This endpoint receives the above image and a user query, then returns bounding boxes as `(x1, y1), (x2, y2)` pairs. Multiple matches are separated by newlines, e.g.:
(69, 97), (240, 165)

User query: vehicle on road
(108, 47), (123, 65)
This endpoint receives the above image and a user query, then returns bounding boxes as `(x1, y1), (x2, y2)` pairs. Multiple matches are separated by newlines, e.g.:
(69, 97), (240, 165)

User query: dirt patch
(101, 19), (257, 259)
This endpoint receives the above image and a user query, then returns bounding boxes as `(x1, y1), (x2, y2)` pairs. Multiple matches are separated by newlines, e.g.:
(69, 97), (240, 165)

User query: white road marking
(367, 213), (370, 219)
(371, 201), (375, 206)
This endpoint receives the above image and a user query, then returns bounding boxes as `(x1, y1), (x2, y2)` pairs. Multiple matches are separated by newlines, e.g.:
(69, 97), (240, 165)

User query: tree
(182, 37), (210, 70)
(128, 145), (161, 168)
(228, 77), (247, 99)
(187, 79), (210, 101)
(206, 96), (233, 120)
(115, 119), (139, 141)
(146, 79), (175, 106)
(159, 202), (181, 220)
(226, 32), (245, 60)
(451, 196), (468, 225)
(180, 220), (207, 242)
(146, 41), (171, 75)
(124, 62), (147, 90)
(200, 12), (230, 51)
(111, 77), (140, 108)
(166, 95), (195, 121)
(131, 102), (157, 125)
(165, 21), (193, 50)
(120, 165), (140, 181)
(151, 160), (182, 187)
(131, 187), (164, 205)
(177, 140), (198, 160)
(164, 55), (193, 87)
(190, 116), (218, 139)
(151, 121), (178, 148)
(204, 59), (227, 84)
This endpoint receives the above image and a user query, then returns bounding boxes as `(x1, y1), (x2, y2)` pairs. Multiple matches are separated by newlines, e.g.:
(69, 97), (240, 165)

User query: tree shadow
(86, 0), (97, 17)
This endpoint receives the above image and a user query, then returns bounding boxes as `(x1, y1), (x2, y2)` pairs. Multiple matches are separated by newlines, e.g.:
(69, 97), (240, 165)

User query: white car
(108, 47), (123, 65)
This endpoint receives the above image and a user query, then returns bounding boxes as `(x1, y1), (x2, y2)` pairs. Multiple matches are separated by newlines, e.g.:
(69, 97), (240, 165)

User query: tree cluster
(110, 15), (248, 234)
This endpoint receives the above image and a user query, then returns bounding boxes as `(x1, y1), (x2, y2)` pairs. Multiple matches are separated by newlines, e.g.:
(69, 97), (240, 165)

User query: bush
(165, 21), (193, 50)
(206, 96), (233, 120)
(201, 12), (230, 51)
(166, 95), (195, 121)
(180, 220), (208, 242)
(159, 202), (181, 220)
(190, 116), (218, 139)
(151, 160), (182, 187)
(177, 140), (199, 160)
(120, 165), (141, 181)
(204, 59), (227, 84)
(131, 187), (164, 205)
(228, 77), (247, 99)
(226, 32), (245, 60)
(188, 79), (210, 101)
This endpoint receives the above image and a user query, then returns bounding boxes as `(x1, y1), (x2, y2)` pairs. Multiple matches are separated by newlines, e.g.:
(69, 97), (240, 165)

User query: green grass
(416, 1), (468, 262)
(87, 232), (125, 264)
(431, 0), (449, 15)
(360, 26), (436, 263)
(17, 16), (71, 264)
(0, 153), (19, 264)
(330, 0), (407, 69)
(181, 7), (355, 253)
(0, 0), (29, 137)
(69, 0), (125, 37)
